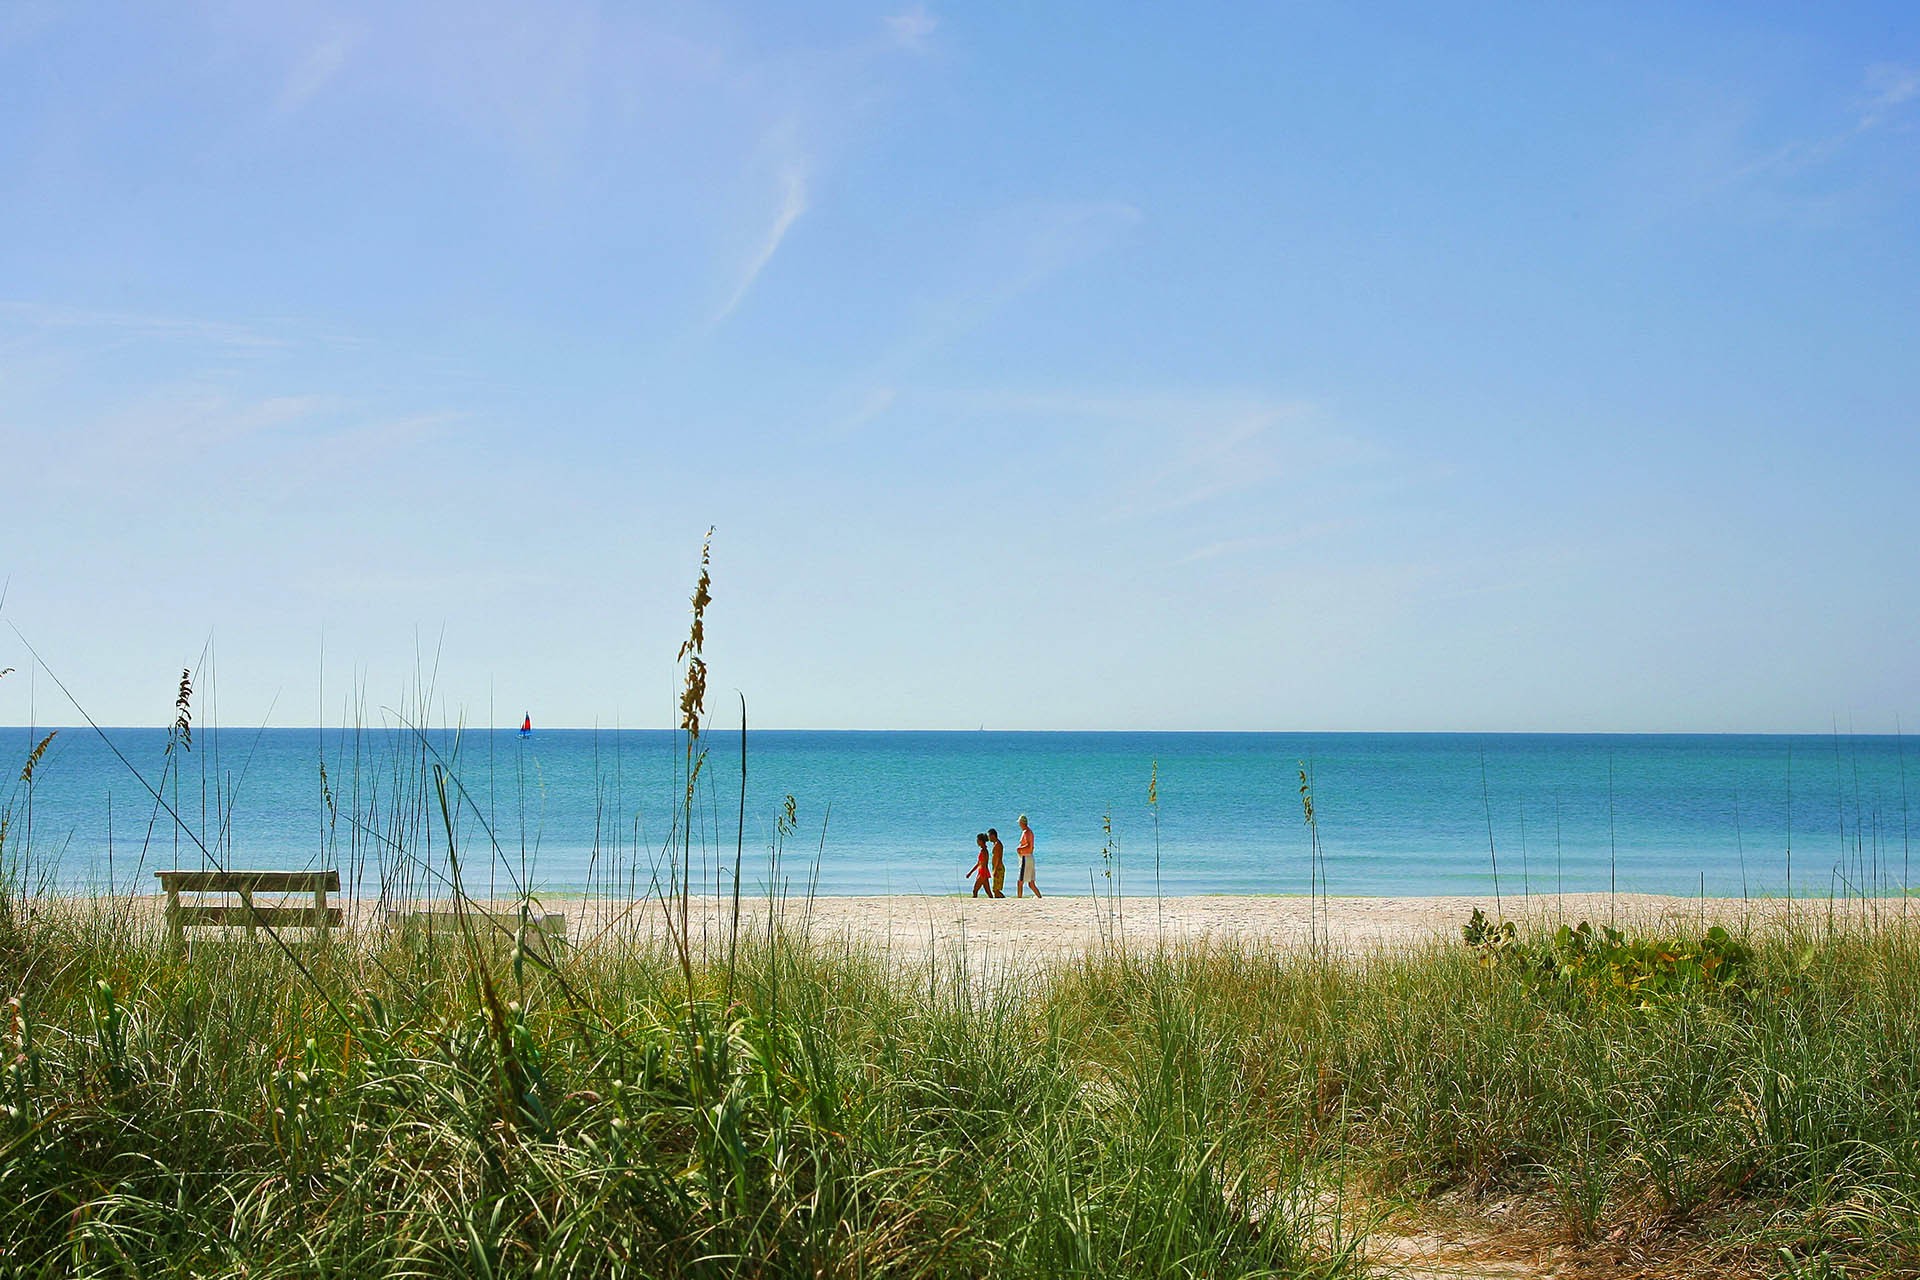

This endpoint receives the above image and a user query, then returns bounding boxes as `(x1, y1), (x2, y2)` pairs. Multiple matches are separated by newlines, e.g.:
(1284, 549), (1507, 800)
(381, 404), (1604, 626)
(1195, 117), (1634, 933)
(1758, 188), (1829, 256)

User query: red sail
(520, 715), (532, 733)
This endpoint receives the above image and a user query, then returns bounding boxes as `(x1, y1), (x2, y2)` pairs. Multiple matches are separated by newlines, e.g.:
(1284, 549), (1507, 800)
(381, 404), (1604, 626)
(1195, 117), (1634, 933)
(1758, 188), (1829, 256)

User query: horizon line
(1, 723), (1911, 739)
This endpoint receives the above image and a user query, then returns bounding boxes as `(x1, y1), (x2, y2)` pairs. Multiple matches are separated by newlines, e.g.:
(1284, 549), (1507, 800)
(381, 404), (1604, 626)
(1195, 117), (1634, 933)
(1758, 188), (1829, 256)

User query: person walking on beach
(1015, 814), (1041, 898)
(969, 833), (993, 897)
(988, 828), (1007, 898)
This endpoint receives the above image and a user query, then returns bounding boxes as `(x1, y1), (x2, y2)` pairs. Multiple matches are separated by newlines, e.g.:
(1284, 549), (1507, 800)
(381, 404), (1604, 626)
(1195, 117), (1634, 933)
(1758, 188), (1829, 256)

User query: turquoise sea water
(2, 727), (1914, 900)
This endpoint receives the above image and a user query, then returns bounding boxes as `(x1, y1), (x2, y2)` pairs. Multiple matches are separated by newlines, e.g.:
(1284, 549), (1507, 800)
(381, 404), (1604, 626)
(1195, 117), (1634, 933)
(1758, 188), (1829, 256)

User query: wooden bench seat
(397, 905), (568, 948)
(156, 869), (341, 944)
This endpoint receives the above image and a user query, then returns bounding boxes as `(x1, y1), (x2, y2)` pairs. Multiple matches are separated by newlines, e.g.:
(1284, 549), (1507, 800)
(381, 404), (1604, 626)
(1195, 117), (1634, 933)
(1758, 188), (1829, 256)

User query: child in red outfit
(968, 832), (992, 897)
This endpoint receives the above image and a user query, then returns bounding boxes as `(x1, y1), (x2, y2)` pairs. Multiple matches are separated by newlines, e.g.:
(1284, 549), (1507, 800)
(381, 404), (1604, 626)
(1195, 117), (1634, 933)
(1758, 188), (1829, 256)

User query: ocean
(2, 727), (1912, 901)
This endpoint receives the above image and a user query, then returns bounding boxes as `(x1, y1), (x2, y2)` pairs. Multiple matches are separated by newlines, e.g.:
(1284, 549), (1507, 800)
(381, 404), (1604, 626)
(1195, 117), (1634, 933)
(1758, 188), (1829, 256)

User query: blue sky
(2, 2), (1916, 732)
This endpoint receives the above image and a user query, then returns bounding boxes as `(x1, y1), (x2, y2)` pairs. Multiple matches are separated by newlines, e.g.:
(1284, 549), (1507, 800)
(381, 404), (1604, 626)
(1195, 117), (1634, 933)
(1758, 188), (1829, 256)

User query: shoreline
(87, 890), (1863, 960)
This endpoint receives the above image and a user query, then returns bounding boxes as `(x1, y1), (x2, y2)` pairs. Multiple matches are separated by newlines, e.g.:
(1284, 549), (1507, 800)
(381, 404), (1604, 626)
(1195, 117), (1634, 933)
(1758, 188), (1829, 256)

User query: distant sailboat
(519, 713), (533, 738)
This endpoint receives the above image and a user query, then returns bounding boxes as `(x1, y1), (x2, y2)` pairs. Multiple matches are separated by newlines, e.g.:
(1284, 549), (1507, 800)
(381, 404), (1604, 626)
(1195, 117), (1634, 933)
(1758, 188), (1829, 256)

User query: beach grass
(0, 899), (1354, 1279)
(1054, 919), (1920, 1274)
(3, 892), (1919, 1277)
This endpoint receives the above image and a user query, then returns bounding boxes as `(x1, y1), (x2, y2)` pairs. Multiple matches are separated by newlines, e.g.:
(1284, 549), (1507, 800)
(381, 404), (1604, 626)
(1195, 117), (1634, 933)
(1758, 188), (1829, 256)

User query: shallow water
(3, 727), (1913, 899)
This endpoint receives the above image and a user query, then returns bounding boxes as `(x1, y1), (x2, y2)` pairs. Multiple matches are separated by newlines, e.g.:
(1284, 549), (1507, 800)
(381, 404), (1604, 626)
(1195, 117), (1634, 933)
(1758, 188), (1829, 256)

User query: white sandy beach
(541, 891), (1810, 960)
(102, 890), (1817, 959)
(109, 889), (1848, 963)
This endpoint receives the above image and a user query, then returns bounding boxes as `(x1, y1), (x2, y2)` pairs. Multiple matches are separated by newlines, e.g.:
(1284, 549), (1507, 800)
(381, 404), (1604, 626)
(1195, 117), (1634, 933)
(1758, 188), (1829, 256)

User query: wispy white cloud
(1125, 405), (1336, 516)
(1857, 63), (1920, 130)
(711, 131), (810, 328)
(1664, 62), (1920, 211)
(195, 5), (934, 343)
(91, 390), (330, 457)
(939, 387), (1261, 422)
(838, 200), (1141, 394)
(1176, 521), (1351, 565)
(917, 383), (1418, 541)
(833, 385), (897, 435)
(277, 30), (358, 114)
(698, 6), (953, 333)
(18, 388), (326, 492)
(884, 6), (938, 53)
(19, 382), (462, 500)
(982, 200), (1143, 299)
(0, 299), (292, 352)
(273, 408), (463, 478)
(205, 2), (648, 173)
(939, 387), (1337, 508)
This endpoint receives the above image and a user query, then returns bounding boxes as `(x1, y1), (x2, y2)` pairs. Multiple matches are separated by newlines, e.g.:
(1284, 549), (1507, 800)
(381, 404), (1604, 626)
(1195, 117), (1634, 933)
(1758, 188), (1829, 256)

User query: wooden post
(315, 881), (330, 940)
(240, 888), (257, 938)
(165, 882), (183, 950)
